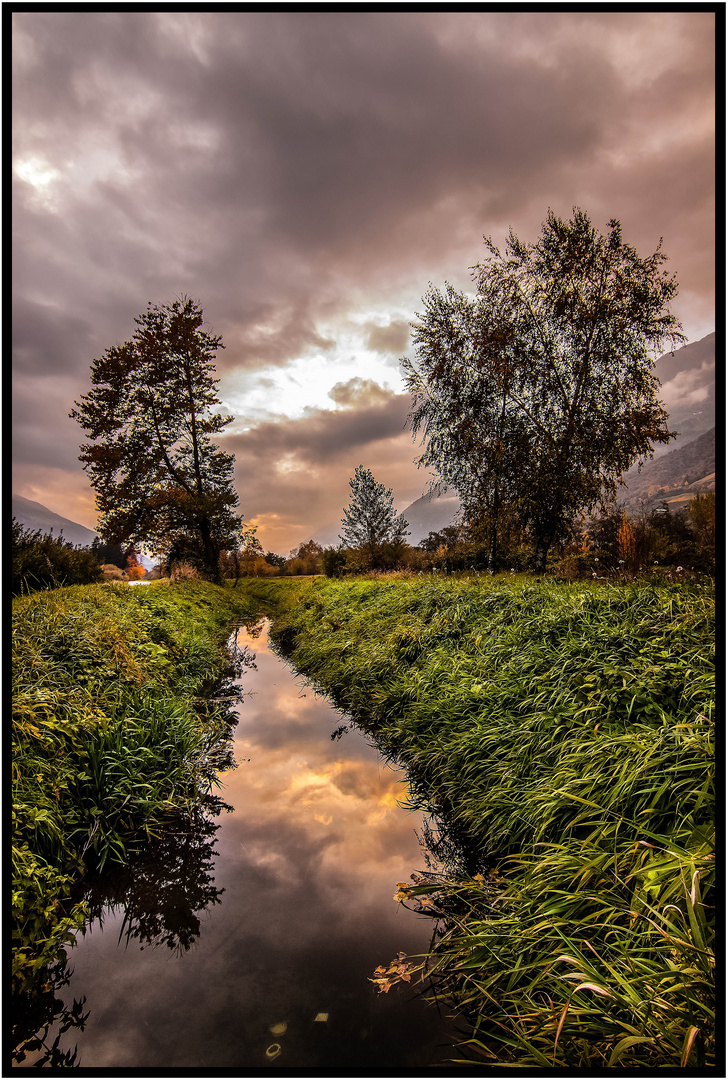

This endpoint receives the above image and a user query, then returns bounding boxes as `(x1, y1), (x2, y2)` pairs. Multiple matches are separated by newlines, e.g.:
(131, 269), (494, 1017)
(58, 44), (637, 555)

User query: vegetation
(339, 465), (410, 569)
(266, 574), (715, 1068)
(11, 580), (253, 1003)
(69, 297), (241, 583)
(402, 208), (685, 570)
(12, 519), (103, 596)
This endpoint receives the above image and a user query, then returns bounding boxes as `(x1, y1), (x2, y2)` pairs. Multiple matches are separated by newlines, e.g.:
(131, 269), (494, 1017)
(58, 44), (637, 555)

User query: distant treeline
(12, 489), (714, 597)
(245, 493), (715, 580)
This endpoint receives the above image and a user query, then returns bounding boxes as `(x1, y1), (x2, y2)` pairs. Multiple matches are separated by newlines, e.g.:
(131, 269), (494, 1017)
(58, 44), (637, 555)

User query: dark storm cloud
(227, 394), (410, 470)
(12, 11), (715, 547)
(12, 10), (619, 375)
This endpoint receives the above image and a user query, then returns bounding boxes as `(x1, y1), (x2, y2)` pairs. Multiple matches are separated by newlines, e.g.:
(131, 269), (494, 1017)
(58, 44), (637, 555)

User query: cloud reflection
(44, 622), (457, 1069)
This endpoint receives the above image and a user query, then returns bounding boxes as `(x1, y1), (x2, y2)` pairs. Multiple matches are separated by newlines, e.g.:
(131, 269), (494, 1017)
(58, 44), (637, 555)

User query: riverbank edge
(239, 575), (715, 1069)
(12, 580), (261, 1003)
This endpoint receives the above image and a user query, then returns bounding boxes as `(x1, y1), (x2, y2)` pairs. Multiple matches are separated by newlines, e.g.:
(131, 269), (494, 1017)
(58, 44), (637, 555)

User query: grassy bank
(12, 580), (254, 996)
(264, 575), (715, 1068)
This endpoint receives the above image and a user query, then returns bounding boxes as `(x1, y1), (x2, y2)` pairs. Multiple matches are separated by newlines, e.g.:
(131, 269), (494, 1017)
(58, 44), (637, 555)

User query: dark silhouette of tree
(403, 209), (685, 571)
(70, 297), (241, 583)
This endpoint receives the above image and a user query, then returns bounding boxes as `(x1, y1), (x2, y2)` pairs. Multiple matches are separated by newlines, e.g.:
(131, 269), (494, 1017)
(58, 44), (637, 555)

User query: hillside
(12, 495), (98, 548)
(652, 332), (715, 456)
(619, 427), (716, 512)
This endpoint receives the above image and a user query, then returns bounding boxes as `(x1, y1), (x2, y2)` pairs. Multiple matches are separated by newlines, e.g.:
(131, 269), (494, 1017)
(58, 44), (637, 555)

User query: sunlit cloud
(12, 11), (715, 553)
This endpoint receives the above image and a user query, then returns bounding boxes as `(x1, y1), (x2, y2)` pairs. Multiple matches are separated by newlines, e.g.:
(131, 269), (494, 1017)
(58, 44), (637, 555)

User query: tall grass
(12, 580), (252, 996)
(264, 575), (715, 1068)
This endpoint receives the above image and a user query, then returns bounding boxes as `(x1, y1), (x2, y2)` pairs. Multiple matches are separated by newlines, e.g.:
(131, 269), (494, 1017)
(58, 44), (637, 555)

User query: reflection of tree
(236, 614), (267, 641)
(79, 798), (229, 954)
(11, 960), (88, 1068)
(12, 798), (230, 1066)
(417, 815), (484, 879)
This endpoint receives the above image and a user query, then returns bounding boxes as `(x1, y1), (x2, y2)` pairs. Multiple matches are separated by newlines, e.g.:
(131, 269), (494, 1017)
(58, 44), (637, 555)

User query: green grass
(12, 580), (253, 995)
(261, 574), (715, 1068)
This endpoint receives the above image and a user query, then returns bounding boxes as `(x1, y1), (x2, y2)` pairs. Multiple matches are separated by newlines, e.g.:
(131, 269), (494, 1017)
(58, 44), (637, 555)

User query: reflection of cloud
(45, 620), (452, 1068)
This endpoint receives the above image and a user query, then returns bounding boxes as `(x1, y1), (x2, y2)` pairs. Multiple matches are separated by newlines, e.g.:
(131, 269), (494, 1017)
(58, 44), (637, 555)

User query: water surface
(20, 620), (462, 1070)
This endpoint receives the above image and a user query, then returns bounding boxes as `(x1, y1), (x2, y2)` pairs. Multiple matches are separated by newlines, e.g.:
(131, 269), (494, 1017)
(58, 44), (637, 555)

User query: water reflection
(15, 620), (463, 1070)
(79, 799), (229, 955)
(11, 961), (88, 1068)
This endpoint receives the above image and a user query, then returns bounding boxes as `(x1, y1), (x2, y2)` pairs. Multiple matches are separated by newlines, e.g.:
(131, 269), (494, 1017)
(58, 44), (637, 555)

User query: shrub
(101, 563), (125, 581)
(12, 520), (103, 596)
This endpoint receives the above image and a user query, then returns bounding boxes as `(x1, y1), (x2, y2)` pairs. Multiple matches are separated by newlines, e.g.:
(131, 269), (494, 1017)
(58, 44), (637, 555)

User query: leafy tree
(90, 537), (128, 570)
(286, 539), (324, 576)
(264, 551), (286, 570)
(321, 546), (347, 578)
(418, 526), (463, 553)
(70, 297), (241, 583)
(403, 209), (685, 571)
(687, 492), (715, 570)
(125, 554), (145, 581)
(339, 465), (409, 569)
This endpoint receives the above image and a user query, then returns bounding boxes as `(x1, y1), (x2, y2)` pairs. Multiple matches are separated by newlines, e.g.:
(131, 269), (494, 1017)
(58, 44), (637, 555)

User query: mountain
(618, 427), (716, 512)
(12, 494), (99, 548)
(652, 332), (715, 456)
(11, 494), (157, 569)
(302, 488), (461, 551)
(397, 489), (461, 546)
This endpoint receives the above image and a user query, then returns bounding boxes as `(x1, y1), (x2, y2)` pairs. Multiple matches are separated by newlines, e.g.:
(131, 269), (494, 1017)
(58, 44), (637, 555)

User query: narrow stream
(18, 619), (464, 1070)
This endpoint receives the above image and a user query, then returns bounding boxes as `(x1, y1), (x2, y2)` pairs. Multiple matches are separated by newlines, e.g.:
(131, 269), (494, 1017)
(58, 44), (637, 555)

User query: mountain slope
(653, 332), (715, 455)
(619, 427), (716, 511)
(12, 494), (99, 548)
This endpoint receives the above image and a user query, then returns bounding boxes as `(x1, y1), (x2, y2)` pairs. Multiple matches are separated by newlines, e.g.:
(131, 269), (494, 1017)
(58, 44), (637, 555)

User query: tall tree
(70, 297), (241, 583)
(402, 209), (685, 570)
(339, 465), (409, 569)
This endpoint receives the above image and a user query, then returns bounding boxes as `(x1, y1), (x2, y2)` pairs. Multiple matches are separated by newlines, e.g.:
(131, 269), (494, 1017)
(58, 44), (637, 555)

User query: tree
(70, 298), (241, 583)
(286, 539), (324, 576)
(402, 209), (685, 571)
(339, 465), (409, 569)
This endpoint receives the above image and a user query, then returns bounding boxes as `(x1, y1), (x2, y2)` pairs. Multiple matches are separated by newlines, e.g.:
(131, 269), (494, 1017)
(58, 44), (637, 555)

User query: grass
(11, 579), (253, 996)
(13, 572), (715, 1067)
(258, 574), (715, 1068)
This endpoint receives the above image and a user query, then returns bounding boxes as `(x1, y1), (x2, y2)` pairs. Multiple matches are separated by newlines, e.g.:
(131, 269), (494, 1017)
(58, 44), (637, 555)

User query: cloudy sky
(12, 11), (716, 555)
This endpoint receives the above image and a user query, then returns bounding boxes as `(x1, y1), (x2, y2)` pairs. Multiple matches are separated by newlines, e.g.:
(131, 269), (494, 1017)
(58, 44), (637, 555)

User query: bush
(12, 520), (103, 596)
(101, 563), (125, 581)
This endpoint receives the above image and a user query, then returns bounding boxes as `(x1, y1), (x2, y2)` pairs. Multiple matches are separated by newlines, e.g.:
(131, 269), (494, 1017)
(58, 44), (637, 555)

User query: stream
(16, 618), (466, 1070)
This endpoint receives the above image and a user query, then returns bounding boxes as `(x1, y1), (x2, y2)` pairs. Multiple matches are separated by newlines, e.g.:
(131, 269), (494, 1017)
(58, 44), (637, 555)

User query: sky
(12, 10), (717, 555)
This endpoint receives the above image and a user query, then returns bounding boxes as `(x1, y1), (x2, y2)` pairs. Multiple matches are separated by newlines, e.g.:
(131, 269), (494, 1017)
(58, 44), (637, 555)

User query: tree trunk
(199, 516), (221, 584)
(533, 517), (558, 573)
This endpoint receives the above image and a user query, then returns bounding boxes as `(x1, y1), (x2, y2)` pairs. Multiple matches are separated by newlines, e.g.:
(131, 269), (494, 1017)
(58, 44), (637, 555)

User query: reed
(265, 575), (715, 1068)
(12, 580), (252, 994)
